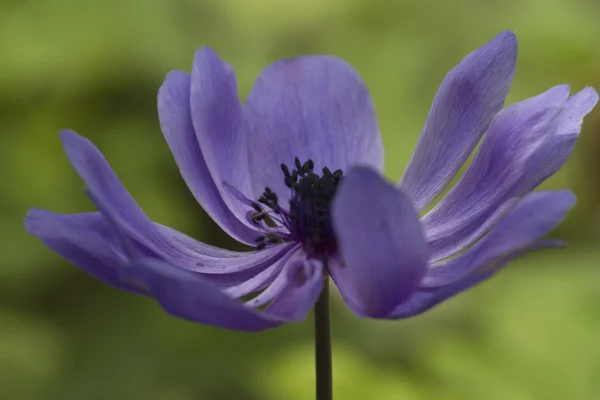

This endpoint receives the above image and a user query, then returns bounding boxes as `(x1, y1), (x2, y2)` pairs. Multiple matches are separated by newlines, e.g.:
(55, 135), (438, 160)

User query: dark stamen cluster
(252, 157), (343, 257)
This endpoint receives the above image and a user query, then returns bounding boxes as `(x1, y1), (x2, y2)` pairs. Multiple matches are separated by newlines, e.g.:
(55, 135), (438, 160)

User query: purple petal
(557, 86), (599, 135)
(222, 244), (301, 298)
(331, 166), (428, 318)
(424, 198), (520, 263)
(399, 31), (517, 211)
(422, 86), (596, 262)
(25, 209), (144, 295)
(239, 251), (300, 308)
(262, 252), (324, 321)
(517, 86), (599, 192)
(237, 249), (320, 311)
(189, 48), (256, 223)
(158, 70), (258, 244)
(26, 209), (317, 331)
(121, 249), (322, 331)
(327, 257), (366, 317)
(119, 258), (285, 332)
(60, 130), (294, 275)
(244, 55), (384, 199)
(422, 190), (576, 288)
(154, 224), (296, 276)
(389, 239), (565, 319)
(422, 85), (568, 260)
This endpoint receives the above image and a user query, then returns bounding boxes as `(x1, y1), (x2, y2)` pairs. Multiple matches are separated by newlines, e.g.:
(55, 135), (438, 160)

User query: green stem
(315, 276), (332, 400)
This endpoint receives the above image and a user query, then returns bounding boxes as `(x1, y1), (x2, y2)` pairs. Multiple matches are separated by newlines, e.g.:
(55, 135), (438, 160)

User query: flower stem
(315, 275), (332, 400)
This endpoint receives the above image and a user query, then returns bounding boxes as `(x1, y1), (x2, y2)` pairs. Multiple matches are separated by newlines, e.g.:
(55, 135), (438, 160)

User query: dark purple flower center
(252, 157), (343, 258)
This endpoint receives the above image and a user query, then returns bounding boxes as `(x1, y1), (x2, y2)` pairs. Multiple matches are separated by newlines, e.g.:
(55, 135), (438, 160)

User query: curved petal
(25, 209), (143, 294)
(422, 85), (568, 261)
(158, 70), (258, 244)
(422, 190), (576, 288)
(264, 256), (324, 322)
(60, 130), (294, 275)
(424, 198), (519, 264)
(152, 223), (296, 275)
(242, 248), (324, 322)
(120, 250), (322, 331)
(399, 31), (517, 211)
(516, 86), (599, 192)
(244, 55), (384, 199)
(331, 166), (428, 318)
(189, 48), (256, 224)
(389, 239), (564, 319)
(327, 257), (366, 317)
(222, 243), (301, 298)
(26, 209), (315, 331)
(119, 258), (285, 332)
(422, 86), (596, 262)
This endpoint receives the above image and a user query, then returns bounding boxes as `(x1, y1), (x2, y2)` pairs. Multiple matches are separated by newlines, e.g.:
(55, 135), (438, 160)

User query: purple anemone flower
(26, 31), (597, 332)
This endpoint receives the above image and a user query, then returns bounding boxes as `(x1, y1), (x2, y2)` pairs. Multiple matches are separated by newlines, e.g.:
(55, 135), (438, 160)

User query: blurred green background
(2, 0), (600, 399)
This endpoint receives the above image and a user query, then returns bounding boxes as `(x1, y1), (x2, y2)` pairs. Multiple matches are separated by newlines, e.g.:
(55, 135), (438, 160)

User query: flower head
(26, 31), (597, 331)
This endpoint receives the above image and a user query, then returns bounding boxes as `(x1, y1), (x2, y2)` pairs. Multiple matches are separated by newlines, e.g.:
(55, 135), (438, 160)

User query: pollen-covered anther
(253, 157), (343, 257)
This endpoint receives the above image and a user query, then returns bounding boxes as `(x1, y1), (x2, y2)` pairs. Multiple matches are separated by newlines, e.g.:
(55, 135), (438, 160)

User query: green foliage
(2, 0), (600, 398)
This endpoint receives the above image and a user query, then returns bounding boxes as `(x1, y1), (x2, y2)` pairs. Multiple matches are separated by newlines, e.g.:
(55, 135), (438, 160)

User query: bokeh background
(2, 0), (600, 399)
